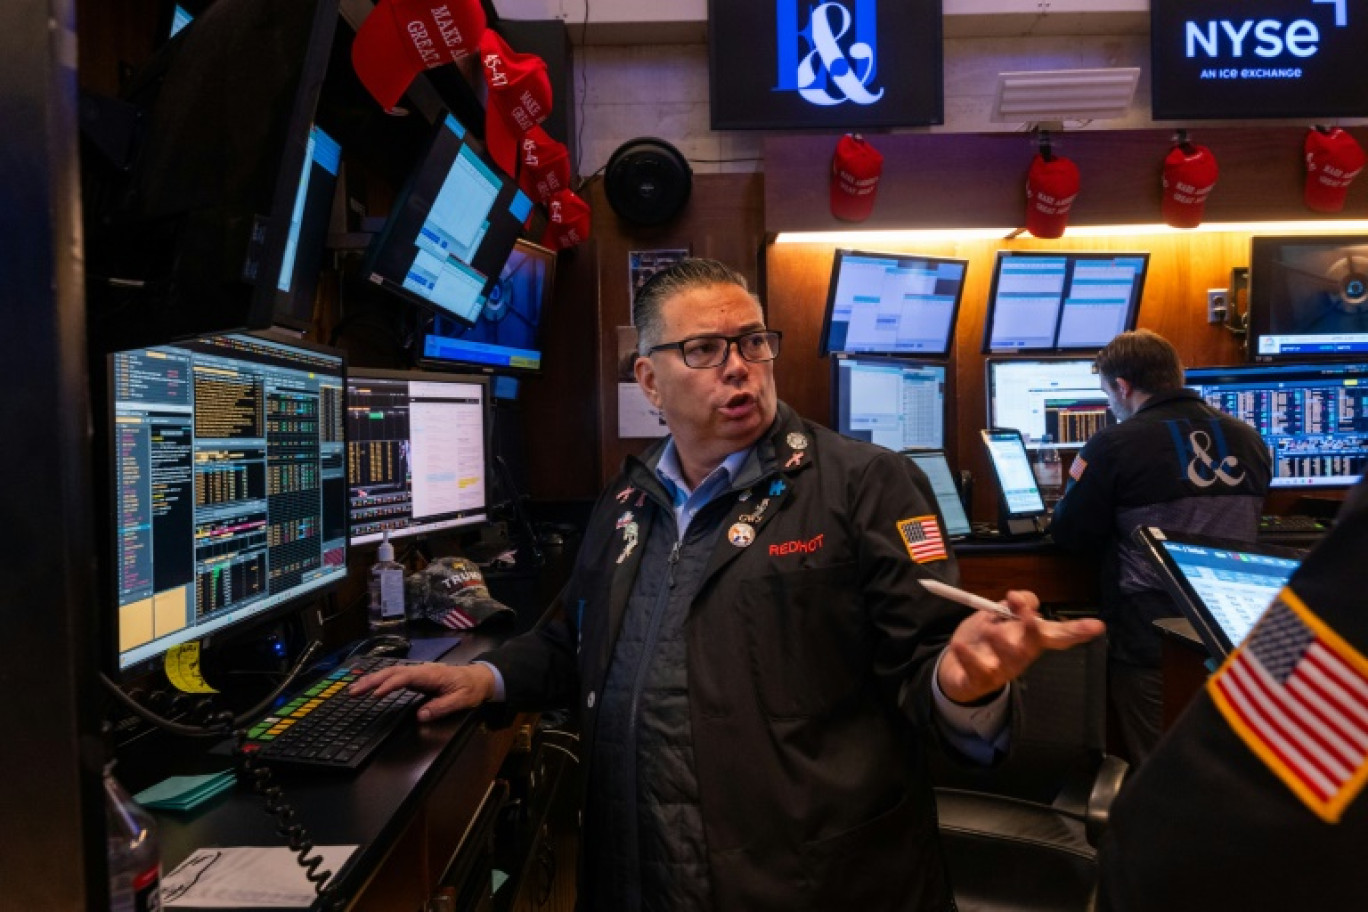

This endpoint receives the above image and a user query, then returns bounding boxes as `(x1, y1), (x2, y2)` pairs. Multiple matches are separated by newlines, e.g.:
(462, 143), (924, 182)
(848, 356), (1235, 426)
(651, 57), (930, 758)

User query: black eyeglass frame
(645, 330), (784, 369)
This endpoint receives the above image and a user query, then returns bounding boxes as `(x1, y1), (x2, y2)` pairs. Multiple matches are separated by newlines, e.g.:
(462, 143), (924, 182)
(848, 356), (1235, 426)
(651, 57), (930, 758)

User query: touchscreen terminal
(1133, 526), (1303, 660)
(981, 428), (1047, 536)
(902, 449), (971, 539)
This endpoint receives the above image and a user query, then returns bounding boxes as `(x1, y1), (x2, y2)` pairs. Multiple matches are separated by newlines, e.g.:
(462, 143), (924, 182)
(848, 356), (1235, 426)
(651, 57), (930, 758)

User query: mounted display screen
(1186, 360), (1368, 488)
(1248, 235), (1368, 359)
(819, 249), (968, 358)
(707, 0), (943, 129)
(1150, 0), (1368, 119)
(363, 113), (534, 326)
(983, 251), (1148, 353)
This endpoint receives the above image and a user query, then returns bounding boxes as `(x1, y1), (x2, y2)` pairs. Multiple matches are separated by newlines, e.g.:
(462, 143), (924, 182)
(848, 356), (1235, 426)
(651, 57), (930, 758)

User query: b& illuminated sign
(1151, 0), (1368, 119)
(709, 0), (942, 129)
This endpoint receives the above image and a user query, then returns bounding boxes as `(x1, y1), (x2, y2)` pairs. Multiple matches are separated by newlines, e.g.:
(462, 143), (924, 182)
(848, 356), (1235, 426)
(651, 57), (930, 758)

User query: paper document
(163, 845), (358, 908)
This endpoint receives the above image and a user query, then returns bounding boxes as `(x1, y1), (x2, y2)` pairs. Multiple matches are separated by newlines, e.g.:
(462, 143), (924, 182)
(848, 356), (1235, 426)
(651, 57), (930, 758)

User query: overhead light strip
(774, 220), (1368, 245)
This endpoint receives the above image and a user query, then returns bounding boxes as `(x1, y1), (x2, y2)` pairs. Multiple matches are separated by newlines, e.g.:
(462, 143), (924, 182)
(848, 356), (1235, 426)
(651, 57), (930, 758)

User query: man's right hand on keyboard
(350, 662), (496, 722)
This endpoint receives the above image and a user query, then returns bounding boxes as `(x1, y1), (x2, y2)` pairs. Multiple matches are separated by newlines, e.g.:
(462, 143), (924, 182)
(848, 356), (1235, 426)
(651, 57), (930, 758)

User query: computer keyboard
(239, 655), (426, 771)
(1259, 514), (1329, 535)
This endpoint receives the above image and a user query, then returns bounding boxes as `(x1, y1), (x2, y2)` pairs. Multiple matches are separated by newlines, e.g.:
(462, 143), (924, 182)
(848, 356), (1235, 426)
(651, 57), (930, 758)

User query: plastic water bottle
(1034, 434), (1064, 512)
(368, 530), (406, 630)
(105, 762), (161, 912)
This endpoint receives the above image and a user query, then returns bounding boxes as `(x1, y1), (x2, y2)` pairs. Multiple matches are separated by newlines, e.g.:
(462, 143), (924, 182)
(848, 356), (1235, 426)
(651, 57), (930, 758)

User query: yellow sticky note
(165, 642), (217, 694)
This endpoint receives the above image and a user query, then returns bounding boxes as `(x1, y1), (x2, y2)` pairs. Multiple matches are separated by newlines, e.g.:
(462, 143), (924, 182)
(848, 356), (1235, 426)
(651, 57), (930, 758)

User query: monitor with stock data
(1186, 360), (1368, 488)
(986, 356), (1115, 451)
(818, 248), (968, 358)
(108, 333), (348, 678)
(831, 355), (946, 451)
(362, 112), (534, 326)
(983, 251), (1148, 353)
(346, 369), (491, 546)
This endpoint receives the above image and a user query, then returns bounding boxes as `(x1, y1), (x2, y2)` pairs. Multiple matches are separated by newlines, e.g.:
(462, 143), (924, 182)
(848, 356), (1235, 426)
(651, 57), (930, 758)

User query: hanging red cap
(351, 0), (486, 111)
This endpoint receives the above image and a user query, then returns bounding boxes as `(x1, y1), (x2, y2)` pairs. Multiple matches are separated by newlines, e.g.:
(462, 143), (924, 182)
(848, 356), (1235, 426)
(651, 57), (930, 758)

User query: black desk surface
(952, 533), (1059, 555)
(115, 618), (533, 910)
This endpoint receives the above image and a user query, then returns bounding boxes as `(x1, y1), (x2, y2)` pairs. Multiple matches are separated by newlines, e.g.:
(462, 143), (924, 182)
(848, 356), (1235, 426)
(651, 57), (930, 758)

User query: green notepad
(135, 771), (236, 811)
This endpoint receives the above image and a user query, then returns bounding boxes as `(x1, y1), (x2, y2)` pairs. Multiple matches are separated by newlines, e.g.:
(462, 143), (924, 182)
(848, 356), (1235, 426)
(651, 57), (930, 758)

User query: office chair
(932, 633), (1127, 912)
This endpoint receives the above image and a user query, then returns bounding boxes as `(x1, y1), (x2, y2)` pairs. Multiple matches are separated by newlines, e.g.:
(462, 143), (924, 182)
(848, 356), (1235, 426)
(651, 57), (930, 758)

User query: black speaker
(604, 137), (693, 226)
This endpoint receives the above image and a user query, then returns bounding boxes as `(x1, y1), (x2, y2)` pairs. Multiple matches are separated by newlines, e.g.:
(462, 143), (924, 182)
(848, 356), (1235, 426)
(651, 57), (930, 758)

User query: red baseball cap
(351, 0), (486, 112)
(830, 134), (883, 222)
(1304, 128), (1366, 213)
(517, 126), (571, 204)
(1162, 143), (1219, 229)
(1025, 154), (1080, 239)
(540, 187), (591, 251)
(479, 29), (552, 176)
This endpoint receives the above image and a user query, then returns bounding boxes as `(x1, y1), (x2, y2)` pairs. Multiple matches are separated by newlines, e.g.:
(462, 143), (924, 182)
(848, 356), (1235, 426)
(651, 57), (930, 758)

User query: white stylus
(918, 578), (1016, 621)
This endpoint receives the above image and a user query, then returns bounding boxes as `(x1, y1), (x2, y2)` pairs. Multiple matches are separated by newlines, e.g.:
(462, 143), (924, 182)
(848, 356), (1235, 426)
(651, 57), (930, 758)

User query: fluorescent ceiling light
(991, 68), (1141, 123)
(774, 220), (1368, 244)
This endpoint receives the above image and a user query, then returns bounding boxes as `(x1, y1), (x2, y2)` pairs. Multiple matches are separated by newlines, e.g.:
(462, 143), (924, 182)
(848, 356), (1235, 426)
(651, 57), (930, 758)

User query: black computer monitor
(818, 248), (969, 358)
(831, 355), (946, 451)
(346, 368), (491, 547)
(986, 356), (1115, 450)
(272, 124), (342, 330)
(983, 251), (1148, 353)
(1185, 361), (1368, 489)
(1248, 235), (1368, 360)
(902, 450), (972, 539)
(107, 332), (348, 679)
(84, 0), (341, 352)
(981, 428), (1047, 536)
(362, 112), (535, 326)
(418, 239), (557, 374)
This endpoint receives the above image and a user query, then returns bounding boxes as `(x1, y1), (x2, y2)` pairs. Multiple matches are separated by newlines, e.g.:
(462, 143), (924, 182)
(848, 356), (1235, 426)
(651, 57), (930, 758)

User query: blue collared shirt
(655, 439), (753, 537)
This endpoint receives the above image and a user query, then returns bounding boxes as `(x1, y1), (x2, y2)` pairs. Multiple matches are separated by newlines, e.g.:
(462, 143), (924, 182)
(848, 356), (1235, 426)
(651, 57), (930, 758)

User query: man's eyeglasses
(646, 331), (783, 369)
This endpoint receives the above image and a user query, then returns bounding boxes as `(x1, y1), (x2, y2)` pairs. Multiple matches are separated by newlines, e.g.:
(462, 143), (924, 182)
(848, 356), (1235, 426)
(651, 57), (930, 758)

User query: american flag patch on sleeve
(1207, 587), (1368, 824)
(896, 515), (947, 564)
(1069, 456), (1087, 481)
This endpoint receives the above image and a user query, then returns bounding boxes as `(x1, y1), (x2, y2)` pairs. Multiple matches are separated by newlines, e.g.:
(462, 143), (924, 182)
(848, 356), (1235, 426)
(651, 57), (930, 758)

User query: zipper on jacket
(666, 540), (681, 588)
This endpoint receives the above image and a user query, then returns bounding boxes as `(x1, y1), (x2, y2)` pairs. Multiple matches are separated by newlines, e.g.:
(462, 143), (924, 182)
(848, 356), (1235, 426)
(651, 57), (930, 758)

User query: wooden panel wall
(765, 127), (1368, 233)
(579, 172), (767, 487)
(768, 232), (1264, 521)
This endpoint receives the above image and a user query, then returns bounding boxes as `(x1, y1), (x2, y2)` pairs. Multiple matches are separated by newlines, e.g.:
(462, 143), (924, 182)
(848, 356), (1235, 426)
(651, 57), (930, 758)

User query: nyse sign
(709, 0), (942, 129)
(1151, 0), (1368, 118)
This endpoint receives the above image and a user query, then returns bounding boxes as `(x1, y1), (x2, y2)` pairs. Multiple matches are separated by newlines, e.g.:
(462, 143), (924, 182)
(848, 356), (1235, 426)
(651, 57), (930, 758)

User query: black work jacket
(1050, 389), (1271, 665)
(486, 403), (997, 911)
(1099, 479), (1368, 910)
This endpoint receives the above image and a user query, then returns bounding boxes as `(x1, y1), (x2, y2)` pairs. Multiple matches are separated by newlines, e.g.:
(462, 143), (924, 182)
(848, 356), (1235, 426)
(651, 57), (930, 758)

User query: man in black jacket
(1050, 329), (1271, 764)
(354, 259), (1102, 911)
(1097, 478), (1368, 910)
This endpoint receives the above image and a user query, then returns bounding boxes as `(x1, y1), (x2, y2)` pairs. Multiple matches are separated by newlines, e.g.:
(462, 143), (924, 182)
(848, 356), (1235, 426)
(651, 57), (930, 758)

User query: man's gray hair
(632, 258), (758, 353)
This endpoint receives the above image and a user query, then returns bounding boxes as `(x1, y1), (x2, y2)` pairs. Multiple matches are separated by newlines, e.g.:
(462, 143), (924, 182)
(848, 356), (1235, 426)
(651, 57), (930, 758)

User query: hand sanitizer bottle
(368, 531), (405, 630)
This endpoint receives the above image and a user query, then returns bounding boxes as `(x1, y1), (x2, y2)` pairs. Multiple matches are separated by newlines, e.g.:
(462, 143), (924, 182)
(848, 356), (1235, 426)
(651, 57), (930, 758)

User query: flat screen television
(107, 332), (348, 679)
(818, 249), (969, 358)
(84, 0), (340, 352)
(1186, 360), (1368, 488)
(418, 239), (557, 374)
(362, 112), (535, 326)
(831, 355), (946, 451)
(1248, 235), (1368, 360)
(983, 251), (1149, 353)
(986, 356), (1115, 450)
(346, 369), (491, 546)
